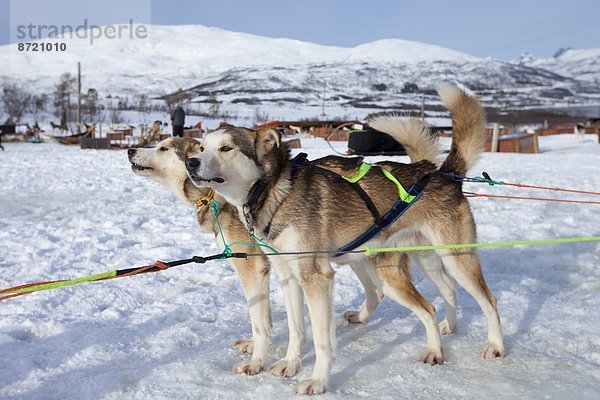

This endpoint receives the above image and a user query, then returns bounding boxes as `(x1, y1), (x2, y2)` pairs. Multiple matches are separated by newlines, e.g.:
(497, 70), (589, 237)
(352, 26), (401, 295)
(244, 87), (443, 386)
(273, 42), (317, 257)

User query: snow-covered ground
(0, 134), (599, 399)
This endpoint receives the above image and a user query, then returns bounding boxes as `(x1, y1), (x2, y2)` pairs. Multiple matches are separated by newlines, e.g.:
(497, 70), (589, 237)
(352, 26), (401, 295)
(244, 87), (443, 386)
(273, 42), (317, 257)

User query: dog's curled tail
(438, 84), (486, 176)
(369, 117), (442, 165)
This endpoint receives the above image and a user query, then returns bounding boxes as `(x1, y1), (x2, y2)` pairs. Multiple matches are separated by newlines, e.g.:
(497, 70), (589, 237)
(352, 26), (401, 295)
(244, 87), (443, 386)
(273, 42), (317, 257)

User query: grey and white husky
(185, 85), (504, 394)
(127, 133), (457, 379)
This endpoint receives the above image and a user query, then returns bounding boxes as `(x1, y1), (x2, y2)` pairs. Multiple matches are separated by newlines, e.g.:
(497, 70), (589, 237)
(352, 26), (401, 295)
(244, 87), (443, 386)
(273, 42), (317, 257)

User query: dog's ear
(256, 128), (281, 155)
(185, 140), (202, 158)
(218, 122), (234, 129)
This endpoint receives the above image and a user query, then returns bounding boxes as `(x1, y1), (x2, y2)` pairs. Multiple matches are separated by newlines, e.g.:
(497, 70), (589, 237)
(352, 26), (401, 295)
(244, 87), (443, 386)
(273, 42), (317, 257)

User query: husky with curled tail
(185, 85), (503, 394)
(127, 134), (459, 379)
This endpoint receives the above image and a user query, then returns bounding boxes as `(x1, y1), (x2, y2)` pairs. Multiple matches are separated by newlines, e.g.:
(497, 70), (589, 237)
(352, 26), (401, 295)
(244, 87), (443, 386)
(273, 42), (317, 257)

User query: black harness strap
(291, 153), (381, 223)
(290, 153), (430, 257)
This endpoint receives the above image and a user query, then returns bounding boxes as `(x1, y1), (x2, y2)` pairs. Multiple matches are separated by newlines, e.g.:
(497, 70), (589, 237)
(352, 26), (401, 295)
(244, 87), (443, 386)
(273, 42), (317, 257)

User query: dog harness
(242, 153), (430, 257)
(292, 153), (429, 256)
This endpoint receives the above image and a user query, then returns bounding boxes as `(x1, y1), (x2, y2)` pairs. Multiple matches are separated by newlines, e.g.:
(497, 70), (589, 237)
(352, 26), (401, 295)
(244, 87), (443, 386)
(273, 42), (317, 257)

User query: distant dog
(50, 121), (67, 133)
(129, 136), (459, 380)
(186, 85), (503, 394)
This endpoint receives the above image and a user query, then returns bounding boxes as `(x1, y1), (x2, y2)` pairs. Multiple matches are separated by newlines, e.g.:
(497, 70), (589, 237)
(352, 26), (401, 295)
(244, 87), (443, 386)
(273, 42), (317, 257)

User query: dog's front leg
(293, 258), (336, 395)
(268, 256), (305, 378)
(232, 252), (272, 375)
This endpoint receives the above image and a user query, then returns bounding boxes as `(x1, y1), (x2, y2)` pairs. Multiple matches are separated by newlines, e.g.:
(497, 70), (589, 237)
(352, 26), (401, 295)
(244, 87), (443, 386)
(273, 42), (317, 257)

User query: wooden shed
(484, 133), (538, 153)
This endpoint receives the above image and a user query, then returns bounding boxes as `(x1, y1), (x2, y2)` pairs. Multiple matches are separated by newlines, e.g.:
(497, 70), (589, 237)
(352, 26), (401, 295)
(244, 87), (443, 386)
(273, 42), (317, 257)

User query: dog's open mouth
(131, 163), (153, 172)
(190, 175), (225, 184)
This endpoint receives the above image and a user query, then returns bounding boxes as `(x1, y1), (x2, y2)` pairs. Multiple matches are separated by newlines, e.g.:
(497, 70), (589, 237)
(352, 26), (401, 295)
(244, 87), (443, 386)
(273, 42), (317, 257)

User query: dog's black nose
(128, 148), (136, 156)
(186, 157), (200, 170)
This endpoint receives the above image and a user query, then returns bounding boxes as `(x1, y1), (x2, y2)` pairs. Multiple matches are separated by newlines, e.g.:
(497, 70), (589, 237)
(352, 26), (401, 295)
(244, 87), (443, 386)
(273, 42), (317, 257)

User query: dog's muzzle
(186, 157), (200, 171)
(128, 148), (153, 172)
(186, 157), (225, 184)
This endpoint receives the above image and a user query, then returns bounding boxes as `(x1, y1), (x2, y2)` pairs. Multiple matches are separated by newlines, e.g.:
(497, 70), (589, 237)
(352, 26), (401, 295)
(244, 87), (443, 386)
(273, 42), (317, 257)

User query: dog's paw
(234, 338), (254, 354)
(293, 379), (327, 395)
(480, 341), (505, 359)
(233, 360), (263, 375)
(268, 358), (301, 378)
(439, 319), (454, 335)
(343, 310), (365, 324)
(423, 348), (445, 365)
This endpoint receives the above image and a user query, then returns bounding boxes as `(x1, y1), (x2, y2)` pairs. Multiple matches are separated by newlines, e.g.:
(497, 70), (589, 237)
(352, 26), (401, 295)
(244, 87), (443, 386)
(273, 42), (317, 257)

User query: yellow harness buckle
(196, 189), (215, 209)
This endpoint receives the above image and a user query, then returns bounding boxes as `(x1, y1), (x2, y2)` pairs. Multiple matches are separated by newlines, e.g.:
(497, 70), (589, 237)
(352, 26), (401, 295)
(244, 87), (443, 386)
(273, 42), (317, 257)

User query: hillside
(1, 24), (599, 118)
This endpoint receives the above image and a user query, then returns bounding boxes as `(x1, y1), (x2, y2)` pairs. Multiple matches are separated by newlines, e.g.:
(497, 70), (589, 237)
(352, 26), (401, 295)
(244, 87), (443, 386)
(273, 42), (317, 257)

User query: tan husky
(185, 85), (504, 394)
(128, 134), (458, 378)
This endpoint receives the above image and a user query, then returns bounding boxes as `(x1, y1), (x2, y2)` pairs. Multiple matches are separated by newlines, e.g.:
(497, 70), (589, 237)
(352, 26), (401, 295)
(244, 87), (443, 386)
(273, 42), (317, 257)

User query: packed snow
(0, 134), (599, 399)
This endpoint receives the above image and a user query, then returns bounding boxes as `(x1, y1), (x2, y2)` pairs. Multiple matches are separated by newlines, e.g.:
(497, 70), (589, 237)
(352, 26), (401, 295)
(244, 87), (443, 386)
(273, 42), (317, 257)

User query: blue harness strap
(289, 153), (430, 257)
(333, 190), (424, 257)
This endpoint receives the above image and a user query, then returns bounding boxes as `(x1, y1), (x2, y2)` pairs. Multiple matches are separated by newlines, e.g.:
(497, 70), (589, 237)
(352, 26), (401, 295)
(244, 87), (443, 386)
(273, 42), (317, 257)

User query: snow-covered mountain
(2, 24), (599, 113)
(512, 48), (600, 83)
(1, 25), (477, 95)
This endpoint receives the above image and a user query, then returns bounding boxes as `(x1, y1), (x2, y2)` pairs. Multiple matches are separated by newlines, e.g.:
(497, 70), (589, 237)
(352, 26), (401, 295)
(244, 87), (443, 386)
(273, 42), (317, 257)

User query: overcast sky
(1, 0), (599, 60)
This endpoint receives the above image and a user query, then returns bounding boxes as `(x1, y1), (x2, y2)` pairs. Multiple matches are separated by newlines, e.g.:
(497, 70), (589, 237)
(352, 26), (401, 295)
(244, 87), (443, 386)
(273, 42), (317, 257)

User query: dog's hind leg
(413, 251), (457, 335)
(422, 209), (505, 359)
(294, 257), (336, 395)
(434, 248), (504, 358)
(343, 262), (384, 324)
(232, 251), (272, 375)
(268, 257), (305, 378)
(372, 252), (445, 365)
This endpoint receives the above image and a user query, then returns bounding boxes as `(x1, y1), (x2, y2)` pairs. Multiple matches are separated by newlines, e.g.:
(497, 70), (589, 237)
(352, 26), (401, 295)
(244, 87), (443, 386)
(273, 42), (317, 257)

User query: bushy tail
(437, 84), (486, 175)
(369, 117), (442, 165)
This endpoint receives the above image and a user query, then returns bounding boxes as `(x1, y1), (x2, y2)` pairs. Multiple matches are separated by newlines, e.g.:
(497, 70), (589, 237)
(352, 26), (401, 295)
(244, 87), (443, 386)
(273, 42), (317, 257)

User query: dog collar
(242, 179), (269, 235)
(195, 189), (215, 209)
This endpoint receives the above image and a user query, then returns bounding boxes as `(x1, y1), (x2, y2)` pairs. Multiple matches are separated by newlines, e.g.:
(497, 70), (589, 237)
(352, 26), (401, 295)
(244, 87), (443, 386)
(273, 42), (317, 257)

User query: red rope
(502, 182), (600, 196)
(464, 191), (600, 205)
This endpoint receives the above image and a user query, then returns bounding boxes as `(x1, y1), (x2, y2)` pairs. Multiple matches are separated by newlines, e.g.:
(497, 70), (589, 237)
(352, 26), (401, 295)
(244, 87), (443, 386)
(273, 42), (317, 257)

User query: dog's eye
(220, 146), (233, 152)
(159, 147), (168, 152)
(200, 146), (204, 152)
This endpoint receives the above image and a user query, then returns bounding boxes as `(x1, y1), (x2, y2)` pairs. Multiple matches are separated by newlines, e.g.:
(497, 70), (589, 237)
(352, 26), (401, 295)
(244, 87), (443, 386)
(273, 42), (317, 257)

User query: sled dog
(128, 134), (458, 379)
(186, 85), (504, 394)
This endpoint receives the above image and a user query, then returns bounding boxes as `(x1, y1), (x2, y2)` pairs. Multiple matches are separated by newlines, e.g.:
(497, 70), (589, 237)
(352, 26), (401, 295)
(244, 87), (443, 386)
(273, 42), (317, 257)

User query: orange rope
(502, 182), (600, 196)
(0, 262), (169, 301)
(464, 191), (600, 205)
(0, 279), (67, 294)
(0, 292), (28, 301)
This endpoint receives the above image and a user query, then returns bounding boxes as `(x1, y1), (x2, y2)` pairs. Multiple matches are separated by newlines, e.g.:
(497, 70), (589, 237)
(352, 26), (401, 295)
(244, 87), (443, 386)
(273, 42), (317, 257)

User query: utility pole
(77, 62), (81, 133)
(420, 93), (425, 121)
(321, 81), (327, 118)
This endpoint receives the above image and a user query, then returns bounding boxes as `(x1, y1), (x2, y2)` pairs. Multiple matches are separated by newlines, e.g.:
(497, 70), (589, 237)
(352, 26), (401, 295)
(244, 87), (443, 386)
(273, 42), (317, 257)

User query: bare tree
(54, 73), (76, 128)
(109, 107), (124, 124)
(207, 93), (221, 117)
(164, 88), (191, 109)
(2, 83), (31, 124)
(82, 88), (99, 121)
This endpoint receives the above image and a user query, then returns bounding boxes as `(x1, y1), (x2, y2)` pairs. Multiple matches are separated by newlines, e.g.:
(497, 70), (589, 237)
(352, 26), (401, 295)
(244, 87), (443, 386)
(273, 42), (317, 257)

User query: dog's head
(185, 123), (284, 206)
(128, 137), (201, 182)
